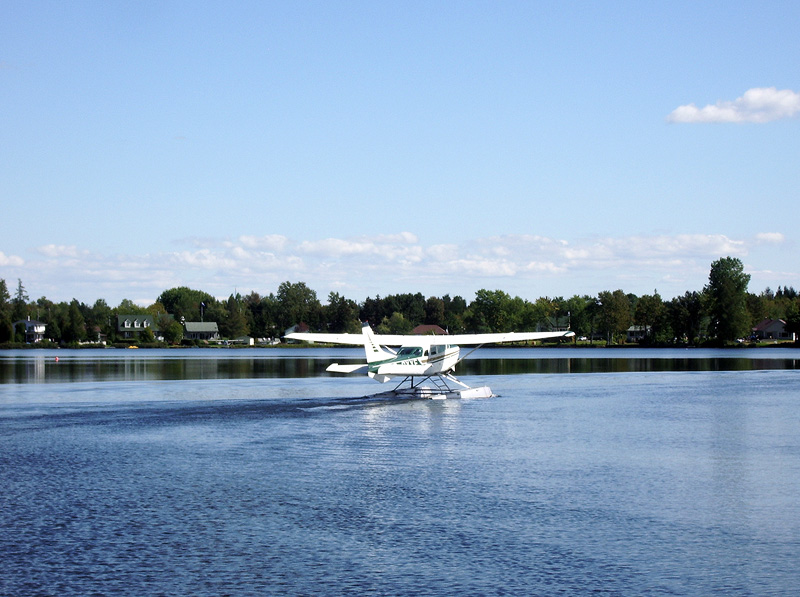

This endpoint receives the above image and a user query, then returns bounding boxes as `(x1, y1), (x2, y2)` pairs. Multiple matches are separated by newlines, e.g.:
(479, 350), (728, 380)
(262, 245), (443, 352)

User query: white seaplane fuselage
(365, 342), (460, 382)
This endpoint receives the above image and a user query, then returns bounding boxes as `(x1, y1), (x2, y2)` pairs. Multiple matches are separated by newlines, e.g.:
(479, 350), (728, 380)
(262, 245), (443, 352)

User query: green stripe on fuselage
(368, 354), (424, 373)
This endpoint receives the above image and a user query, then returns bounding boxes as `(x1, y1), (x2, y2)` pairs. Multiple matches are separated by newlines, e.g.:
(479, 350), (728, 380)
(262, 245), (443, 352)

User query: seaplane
(285, 323), (575, 399)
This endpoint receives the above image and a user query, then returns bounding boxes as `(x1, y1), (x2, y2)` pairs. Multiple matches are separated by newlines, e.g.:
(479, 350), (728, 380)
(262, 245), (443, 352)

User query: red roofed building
(752, 318), (792, 341)
(412, 324), (447, 335)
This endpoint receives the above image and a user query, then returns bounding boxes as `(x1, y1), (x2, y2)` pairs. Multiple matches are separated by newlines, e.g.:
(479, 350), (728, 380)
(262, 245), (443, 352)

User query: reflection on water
(464, 356), (800, 375)
(1, 347), (798, 384)
(0, 349), (351, 384)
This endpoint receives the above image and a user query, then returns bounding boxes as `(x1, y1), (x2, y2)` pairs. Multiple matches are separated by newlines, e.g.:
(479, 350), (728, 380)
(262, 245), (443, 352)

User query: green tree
(597, 289), (631, 344)
(138, 327), (155, 344)
(243, 292), (277, 339)
(563, 295), (595, 340)
(163, 320), (184, 344)
(745, 292), (770, 327)
(241, 292), (260, 336)
(325, 292), (361, 333)
(156, 287), (215, 322)
(220, 293), (249, 338)
(12, 278), (29, 322)
(87, 298), (113, 342)
(523, 297), (558, 332)
(392, 293), (426, 327)
(668, 291), (703, 344)
(39, 298), (62, 343)
(0, 319), (12, 343)
(784, 299), (800, 342)
(424, 296), (445, 326)
(377, 312), (413, 334)
(442, 295), (467, 333)
(63, 299), (87, 344)
(258, 294), (281, 340)
(0, 279), (11, 342)
(359, 296), (385, 327)
(13, 321), (26, 343)
(0, 279), (10, 319)
(116, 298), (149, 315)
(705, 257), (751, 343)
(634, 292), (665, 344)
(277, 281), (321, 332)
(468, 289), (519, 332)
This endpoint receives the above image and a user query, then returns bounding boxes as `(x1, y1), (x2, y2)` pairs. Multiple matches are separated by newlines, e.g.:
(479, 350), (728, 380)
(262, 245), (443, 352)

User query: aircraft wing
(442, 330), (575, 345)
(287, 330), (573, 346)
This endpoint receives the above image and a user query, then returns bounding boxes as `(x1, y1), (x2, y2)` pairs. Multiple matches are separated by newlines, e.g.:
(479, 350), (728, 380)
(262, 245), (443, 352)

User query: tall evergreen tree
(0, 279), (10, 318)
(63, 299), (87, 343)
(0, 279), (11, 341)
(12, 278), (29, 322)
(220, 294), (249, 338)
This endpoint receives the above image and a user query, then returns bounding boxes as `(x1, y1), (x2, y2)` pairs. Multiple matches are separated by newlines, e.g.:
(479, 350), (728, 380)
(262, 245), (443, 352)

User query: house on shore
(12, 317), (46, 343)
(117, 315), (157, 340)
(184, 321), (220, 341)
(626, 325), (651, 342)
(412, 324), (447, 335)
(752, 318), (793, 341)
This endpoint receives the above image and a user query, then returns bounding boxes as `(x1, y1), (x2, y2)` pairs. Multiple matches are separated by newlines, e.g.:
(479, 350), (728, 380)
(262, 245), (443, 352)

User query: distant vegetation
(1, 257), (798, 347)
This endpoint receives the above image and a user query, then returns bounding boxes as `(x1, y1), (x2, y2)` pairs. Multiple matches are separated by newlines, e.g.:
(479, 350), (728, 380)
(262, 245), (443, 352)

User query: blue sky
(2, 1), (799, 306)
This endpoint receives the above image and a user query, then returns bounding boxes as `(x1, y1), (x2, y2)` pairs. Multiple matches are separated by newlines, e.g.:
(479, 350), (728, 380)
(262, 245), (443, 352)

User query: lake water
(2, 348), (799, 595)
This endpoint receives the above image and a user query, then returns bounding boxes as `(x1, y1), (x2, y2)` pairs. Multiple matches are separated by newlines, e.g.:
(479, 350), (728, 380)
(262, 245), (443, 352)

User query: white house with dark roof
(12, 317), (46, 343)
(752, 318), (792, 341)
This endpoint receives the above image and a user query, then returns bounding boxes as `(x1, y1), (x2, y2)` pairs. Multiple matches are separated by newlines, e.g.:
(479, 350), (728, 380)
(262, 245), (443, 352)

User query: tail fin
(362, 323), (393, 363)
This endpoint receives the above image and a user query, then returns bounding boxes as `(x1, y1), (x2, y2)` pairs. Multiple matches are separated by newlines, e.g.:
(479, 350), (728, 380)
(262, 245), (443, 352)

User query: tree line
(1, 257), (799, 346)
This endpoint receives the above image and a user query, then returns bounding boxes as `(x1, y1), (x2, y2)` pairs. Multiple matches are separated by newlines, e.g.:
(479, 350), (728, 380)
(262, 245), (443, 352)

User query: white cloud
(368, 232), (418, 245)
(7, 231), (792, 304)
(0, 251), (24, 267)
(238, 234), (288, 251)
(297, 234), (425, 265)
(580, 234), (744, 263)
(523, 261), (567, 274)
(448, 258), (518, 277)
(171, 249), (238, 269)
(667, 87), (800, 123)
(298, 238), (377, 257)
(36, 244), (85, 258)
(755, 232), (784, 244)
(427, 244), (459, 261)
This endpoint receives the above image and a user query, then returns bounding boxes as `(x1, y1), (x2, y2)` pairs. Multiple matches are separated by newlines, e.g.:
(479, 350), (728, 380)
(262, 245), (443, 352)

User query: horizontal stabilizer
(326, 363), (368, 374)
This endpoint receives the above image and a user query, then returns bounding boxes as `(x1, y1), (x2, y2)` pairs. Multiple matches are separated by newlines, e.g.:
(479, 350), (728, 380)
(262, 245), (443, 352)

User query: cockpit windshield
(396, 347), (423, 357)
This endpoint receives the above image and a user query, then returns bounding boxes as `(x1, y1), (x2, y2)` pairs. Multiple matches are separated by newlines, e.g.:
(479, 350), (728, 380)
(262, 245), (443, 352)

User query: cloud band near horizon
(0, 232), (789, 306)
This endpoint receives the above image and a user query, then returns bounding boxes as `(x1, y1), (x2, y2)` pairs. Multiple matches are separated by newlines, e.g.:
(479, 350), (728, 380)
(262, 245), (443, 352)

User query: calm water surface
(1, 349), (799, 595)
